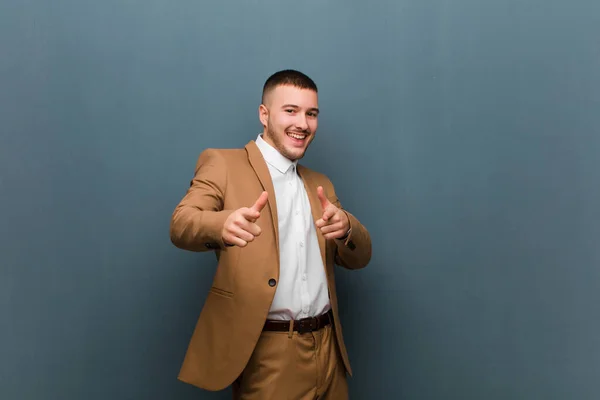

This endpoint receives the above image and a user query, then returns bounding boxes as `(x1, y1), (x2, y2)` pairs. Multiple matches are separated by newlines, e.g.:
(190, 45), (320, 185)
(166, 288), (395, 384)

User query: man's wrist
(337, 227), (352, 241)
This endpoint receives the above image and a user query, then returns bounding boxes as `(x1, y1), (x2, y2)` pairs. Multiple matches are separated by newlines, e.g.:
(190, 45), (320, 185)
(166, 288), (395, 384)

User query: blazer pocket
(209, 286), (234, 299)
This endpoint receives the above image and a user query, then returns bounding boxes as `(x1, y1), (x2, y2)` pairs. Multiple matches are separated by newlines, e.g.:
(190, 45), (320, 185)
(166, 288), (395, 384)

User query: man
(170, 69), (371, 399)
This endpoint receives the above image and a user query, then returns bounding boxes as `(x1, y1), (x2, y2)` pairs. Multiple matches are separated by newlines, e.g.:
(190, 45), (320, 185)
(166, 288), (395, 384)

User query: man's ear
(258, 104), (269, 127)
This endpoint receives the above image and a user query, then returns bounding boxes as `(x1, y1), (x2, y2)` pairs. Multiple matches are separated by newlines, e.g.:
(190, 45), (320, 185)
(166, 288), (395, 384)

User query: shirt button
(302, 274), (307, 281)
(268, 278), (277, 287)
(299, 242), (304, 248)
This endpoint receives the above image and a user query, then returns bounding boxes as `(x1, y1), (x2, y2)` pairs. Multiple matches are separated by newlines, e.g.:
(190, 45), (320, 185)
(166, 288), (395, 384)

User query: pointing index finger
(317, 186), (330, 210)
(250, 191), (269, 213)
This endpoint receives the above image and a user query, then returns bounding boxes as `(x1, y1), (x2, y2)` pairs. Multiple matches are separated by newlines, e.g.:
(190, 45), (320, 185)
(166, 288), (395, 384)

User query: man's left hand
(315, 186), (350, 240)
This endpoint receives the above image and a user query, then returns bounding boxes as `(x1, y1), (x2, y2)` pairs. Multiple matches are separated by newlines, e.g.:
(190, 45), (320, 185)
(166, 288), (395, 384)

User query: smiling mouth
(287, 131), (308, 140)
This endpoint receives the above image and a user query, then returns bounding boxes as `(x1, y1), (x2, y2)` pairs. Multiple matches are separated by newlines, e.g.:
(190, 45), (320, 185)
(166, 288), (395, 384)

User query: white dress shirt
(255, 134), (331, 321)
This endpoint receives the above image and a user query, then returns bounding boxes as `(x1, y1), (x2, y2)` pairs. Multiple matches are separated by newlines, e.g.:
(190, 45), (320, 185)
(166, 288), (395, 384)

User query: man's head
(259, 69), (319, 161)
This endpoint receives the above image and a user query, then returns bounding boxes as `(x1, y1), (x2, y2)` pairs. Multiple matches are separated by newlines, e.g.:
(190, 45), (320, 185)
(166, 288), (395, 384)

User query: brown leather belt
(263, 310), (333, 334)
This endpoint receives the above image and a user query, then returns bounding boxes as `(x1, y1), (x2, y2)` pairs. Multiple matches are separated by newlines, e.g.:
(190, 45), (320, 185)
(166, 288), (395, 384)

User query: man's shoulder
(199, 147), (246, 156)
(298, 163), (333, 185)
(196, 146), (247, 163)
(188, 146), (250, 175)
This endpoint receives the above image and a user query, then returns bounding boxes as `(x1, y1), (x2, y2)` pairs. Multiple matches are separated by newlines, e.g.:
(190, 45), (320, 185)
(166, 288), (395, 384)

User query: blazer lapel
(245, 141), (279, 252)
(297, 165), (327, 267)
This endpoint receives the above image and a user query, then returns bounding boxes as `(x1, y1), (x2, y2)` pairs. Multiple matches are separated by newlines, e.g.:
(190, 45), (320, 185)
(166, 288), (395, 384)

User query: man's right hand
(221, 191), (269, 247)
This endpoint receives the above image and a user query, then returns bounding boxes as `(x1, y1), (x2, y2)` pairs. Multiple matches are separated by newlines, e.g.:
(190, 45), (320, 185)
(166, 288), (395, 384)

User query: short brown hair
(261, 69), (318, 104)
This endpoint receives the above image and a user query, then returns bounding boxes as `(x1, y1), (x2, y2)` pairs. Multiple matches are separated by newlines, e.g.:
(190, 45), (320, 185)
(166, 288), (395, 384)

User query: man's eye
(285, 109), (294, 113)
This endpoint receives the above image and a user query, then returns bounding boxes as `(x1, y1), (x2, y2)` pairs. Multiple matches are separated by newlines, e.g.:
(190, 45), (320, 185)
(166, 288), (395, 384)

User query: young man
(170, 69), (372, 399)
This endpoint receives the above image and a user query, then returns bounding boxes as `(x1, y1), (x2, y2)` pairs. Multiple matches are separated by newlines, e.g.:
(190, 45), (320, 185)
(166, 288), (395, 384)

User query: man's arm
(314, 179), (372, 270)
(170, 149), (234, 252)
(331, 199), (372, 270)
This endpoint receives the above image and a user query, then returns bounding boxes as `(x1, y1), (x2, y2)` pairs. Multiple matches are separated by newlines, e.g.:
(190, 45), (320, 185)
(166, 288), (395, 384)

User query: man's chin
(286, 149), (306, 161)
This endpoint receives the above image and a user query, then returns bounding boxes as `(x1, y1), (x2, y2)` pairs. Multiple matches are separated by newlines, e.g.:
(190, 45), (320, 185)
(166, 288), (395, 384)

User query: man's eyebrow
(281, 104), (319, 114)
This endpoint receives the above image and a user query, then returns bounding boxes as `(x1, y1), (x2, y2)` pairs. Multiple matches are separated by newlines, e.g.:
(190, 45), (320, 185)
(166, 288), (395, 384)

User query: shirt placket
(289, 166), (310, 318)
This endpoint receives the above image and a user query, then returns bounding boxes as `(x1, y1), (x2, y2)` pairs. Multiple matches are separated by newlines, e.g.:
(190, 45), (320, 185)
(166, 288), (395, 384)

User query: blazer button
(268, 278), (277, 287)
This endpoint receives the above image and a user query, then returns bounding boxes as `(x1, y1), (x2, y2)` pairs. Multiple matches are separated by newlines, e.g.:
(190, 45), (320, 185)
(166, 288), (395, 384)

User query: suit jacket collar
(245, 140), (280, 253)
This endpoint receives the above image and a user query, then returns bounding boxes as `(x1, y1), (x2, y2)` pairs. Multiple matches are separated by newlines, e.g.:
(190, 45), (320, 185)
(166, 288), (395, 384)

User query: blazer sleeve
(169, 149), (234, 252)
(328, 184), (372, 270)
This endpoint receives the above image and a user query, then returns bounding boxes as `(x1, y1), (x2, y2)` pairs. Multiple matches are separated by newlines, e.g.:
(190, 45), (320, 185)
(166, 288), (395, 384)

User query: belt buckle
(296, 316), (317, 334)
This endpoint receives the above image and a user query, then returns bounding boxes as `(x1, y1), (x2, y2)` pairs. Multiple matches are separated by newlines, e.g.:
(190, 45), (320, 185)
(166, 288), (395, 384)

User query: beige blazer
(170, 140), (372, 391)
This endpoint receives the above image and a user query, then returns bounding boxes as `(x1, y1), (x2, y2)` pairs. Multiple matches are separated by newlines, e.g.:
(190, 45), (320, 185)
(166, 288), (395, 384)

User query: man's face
(259, 84), (319, 161)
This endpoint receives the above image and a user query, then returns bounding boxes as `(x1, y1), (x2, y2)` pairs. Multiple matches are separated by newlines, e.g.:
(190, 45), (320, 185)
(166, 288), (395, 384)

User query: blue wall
(2, 1), (599, 399)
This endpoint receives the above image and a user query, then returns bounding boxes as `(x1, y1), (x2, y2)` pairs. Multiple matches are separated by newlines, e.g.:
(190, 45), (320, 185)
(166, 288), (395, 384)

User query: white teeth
(287, 132), (306, 140)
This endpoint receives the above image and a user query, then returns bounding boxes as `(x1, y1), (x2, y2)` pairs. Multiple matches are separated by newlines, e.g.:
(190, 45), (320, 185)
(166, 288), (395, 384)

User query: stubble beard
(266, 125), (306, 162)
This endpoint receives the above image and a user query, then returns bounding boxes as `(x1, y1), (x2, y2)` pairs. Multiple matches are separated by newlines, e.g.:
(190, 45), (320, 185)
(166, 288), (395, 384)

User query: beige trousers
(232, 324), (348, 399)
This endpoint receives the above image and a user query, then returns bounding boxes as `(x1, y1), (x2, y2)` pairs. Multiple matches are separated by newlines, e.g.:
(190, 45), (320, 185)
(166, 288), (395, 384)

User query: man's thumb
(250, 191), (269, 213)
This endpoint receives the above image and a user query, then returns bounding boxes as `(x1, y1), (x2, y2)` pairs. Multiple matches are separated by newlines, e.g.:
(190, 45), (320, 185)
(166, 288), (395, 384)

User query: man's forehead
(265, 84), (318, 106)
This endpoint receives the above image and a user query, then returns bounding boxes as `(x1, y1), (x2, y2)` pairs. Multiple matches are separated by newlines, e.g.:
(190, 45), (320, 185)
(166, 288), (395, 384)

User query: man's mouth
(286, 131), (308, 140)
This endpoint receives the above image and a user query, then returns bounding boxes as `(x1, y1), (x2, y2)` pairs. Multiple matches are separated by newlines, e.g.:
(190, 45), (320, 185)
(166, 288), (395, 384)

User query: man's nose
(295, 115), (308, 131)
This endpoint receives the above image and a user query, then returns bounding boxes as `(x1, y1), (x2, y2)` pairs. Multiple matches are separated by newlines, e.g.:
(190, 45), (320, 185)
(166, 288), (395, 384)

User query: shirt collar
(255, 134), (297, 174)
